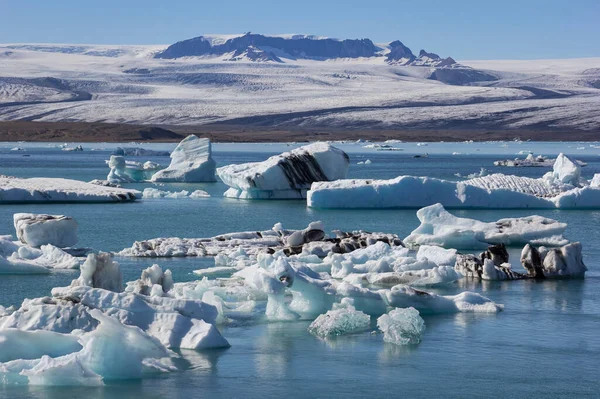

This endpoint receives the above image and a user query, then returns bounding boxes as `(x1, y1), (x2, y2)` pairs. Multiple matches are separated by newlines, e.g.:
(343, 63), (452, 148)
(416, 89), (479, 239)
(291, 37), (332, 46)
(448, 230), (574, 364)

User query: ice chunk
(0, 254), (51, 274)
(365, 266), (462, 287)
(150, 135), (216, 182)
(142, 188), (210, 199)
(308, 301), (371, 337)
(383, 285), (503, 314)
(72, 252), (123, 292)
(125, 264), (173, 296)
(542, 153), (582, 186)
(521, 242), (587, 279)
(405, 204), (568, 249)
(416, 245), (457, 265)
(106, 155), (135, 184)
(0, 329), (82, 362)
(218, 142), (349, 199)
(14, 213), (78, 248)
(377, 307), (425, 345)
(0, 175), (140, 203)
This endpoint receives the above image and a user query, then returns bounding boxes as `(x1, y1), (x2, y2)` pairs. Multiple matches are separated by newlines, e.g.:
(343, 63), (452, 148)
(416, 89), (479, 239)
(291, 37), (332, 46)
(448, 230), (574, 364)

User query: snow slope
(0, 40), (598, 130)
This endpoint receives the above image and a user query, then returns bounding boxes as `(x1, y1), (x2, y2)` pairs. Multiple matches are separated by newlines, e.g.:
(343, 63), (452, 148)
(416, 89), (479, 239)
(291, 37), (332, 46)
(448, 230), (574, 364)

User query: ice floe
(0, 175), (140, 203)
(494, 153), (587, 168)
(217, 142), (349, 199)
(404, 203), (568, 249)
(308, 153), (600, 209)
(150, 135), (216, 182)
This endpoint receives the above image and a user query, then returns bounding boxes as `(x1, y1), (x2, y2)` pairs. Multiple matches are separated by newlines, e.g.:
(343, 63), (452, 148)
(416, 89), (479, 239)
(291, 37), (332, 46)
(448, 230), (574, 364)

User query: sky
(1, 0), (599, 60)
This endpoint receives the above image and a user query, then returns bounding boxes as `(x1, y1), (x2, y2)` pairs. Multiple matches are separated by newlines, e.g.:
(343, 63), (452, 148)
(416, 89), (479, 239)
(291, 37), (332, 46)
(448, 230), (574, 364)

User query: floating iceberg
(106, 156), (162, 184)
(382, 285), (503, 314)
(308, 300), (371, 337)
(150, 135), (216, 182)
(404, 203), (568, 249)
(142, 188), (210, 199)
(0, 234), (80, 274)
(119, 221), (400, 259)
(308, 154), (600, 209)
(217, 142), (349, 199)
(0, 175), (140, 203)
(377, 307), (425, 345)
(14, 213), (78, 248)
(456, 241), (587, 280)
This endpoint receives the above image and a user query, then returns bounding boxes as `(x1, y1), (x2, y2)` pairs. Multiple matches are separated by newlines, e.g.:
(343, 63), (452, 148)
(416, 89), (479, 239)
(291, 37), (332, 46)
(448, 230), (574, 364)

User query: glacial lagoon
(1, 141), (599, 398)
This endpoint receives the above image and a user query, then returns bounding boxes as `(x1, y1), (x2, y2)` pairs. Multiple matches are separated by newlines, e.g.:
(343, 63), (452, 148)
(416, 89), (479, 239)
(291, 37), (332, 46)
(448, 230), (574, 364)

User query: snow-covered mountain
(0, 37), (599, 132)
(154, 33), (457, 67)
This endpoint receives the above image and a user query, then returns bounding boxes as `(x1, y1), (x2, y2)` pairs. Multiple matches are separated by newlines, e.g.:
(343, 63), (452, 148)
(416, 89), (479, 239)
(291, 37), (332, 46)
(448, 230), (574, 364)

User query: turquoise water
(0, 144), (599, 398)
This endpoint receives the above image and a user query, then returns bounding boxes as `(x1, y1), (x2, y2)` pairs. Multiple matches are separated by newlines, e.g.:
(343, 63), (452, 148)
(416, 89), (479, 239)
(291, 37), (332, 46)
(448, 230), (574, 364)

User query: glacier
(217, 142), (349, 199)
(150, 135), (216, 183)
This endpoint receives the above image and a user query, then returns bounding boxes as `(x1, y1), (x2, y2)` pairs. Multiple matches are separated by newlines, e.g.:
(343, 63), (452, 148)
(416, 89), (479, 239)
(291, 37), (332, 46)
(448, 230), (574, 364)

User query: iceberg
(377, 307), (425, 345)
(107, 156), (163, 184)
(494, 153), (587, 168)
(308, 300), (371, 337)
(456, 242), (586, 280)
(0, 235), (80, 273)
(0, 309), (175, 385)
(217, 142), (349, 199)
(307, 154), (600, 209)
(150, 135), (216, 182)
(14, 213), (78, 248)
(404, 204), (568, 249)
(382, 285), (503, 314)
(0, 175), (140, 203)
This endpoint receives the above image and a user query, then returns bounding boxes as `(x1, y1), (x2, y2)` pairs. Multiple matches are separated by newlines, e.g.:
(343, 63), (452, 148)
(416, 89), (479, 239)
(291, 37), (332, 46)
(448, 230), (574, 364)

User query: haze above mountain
(0, 33), (599, 133)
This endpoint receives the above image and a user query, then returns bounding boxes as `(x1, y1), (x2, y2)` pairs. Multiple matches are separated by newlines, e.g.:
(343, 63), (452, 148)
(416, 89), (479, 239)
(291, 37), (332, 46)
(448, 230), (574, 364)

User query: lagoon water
(1, 141), (599, 398)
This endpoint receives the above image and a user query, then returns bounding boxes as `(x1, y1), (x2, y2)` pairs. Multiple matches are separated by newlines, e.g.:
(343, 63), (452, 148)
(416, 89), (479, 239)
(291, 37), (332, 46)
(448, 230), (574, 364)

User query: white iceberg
(307, 154), (600, 209)
(377, 307), (425, 345)
(150, 135), (216, 182)
(382, 285), (503, 314)
(0, 176), (140, 203)
(404, 203), (568, 249)
(14, 213), (78, 248)
(217, 142), (349, 199)
(0, 309), (175, 385)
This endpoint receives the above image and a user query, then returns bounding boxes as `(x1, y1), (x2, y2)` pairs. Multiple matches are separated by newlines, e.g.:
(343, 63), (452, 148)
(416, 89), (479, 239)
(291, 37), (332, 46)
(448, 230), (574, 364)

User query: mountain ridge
(155, 32), (457, 67)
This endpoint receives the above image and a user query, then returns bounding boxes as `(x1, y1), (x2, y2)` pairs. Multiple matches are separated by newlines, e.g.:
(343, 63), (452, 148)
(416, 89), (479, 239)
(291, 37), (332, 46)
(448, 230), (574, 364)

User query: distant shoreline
(0, 121), (598, 143)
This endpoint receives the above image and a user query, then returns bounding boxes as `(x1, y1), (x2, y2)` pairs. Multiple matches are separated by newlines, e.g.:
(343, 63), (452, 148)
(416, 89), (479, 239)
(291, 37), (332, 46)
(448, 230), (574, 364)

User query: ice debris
(377, 307), (425, 345)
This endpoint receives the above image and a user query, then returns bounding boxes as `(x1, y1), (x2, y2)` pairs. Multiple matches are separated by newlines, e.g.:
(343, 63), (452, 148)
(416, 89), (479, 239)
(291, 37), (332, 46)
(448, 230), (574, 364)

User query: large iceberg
(14, 213), (78, 248)
(308, 153), (600, 209)
(217, 142), (349, 199)
(150, 135), (216, 182)
(404, 203), (568, 249)
(0, 176), (140, 203)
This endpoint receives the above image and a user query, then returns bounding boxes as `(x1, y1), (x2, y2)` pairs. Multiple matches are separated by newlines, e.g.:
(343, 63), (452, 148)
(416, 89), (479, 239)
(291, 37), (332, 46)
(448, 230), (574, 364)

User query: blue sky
(1, 0), (598, 59)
